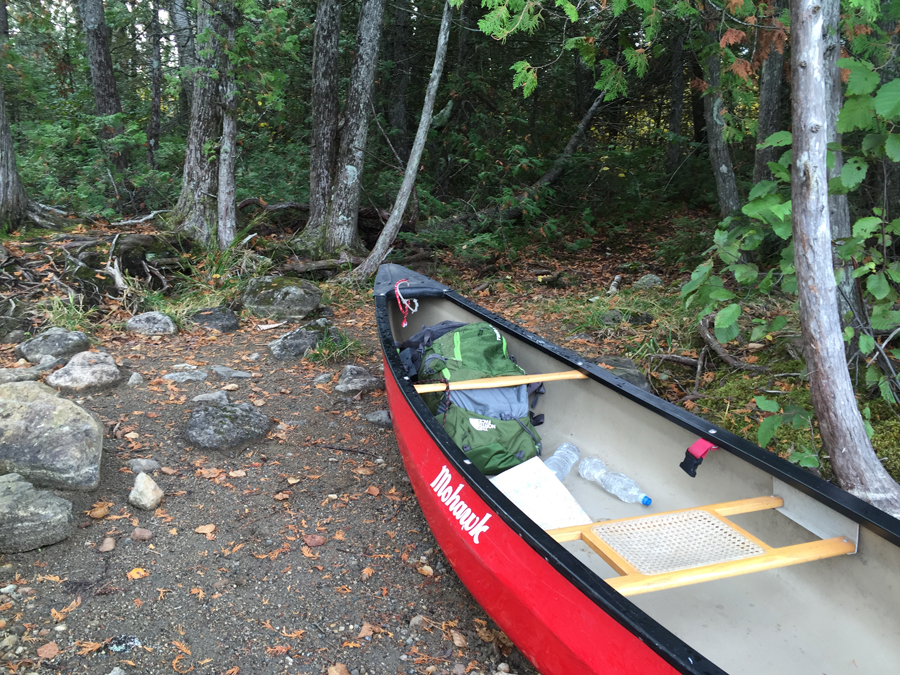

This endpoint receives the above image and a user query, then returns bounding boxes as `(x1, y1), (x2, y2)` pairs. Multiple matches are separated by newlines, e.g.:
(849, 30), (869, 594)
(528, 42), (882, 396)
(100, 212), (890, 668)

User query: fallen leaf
(252, 399), (266, 407)
(417, 564), (434, 577)
(161, 467), (177, 475)
(190, 587), (205, 599)
(300, 546), (318, 559)
(88, 505), (110, 519)
(127, 568), (149, 580)
(229, 470), (246, 478)
(172, 640), (191, 655)
(357, 622), (381, 638)
(451, 629), (467, 648)
(353, 467), (374, 475)
(303, 534), (327, 547)
(124, 432), (140, 439)
(365, 486), (380, 496)
(328, 665), (351, 675)
(37, 642), (59, 659)
(360, 567), (374, 580)
(194, 524), (216, 535)
(286, 476), (301, 485)
(199, 468), (222, 479)
(222, 384), (239, 391)
(274, 491), (291, 501)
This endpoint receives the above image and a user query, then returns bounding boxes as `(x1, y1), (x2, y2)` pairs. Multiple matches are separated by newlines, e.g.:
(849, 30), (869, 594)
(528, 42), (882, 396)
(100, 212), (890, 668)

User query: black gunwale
(373, 263), (900, 675)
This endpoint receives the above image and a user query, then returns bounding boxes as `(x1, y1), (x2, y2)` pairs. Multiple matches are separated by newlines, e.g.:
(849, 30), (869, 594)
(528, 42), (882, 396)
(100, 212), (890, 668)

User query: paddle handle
(413, 369), (588, 394)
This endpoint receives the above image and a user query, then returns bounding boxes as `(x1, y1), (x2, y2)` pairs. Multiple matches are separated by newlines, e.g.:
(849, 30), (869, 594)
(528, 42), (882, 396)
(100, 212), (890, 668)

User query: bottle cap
(640, 495), (652, 506)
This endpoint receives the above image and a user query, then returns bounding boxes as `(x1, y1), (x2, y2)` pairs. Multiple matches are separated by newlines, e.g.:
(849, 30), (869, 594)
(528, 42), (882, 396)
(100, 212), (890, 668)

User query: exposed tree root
(699, 314), (769, 373)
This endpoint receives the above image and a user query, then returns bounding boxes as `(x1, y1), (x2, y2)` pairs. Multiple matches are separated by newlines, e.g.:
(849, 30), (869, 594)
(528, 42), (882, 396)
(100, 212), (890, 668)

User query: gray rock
(0, 474), (73, 553)
(127, 372), (144, 387)
(14, 327), (90, 364)
(162, 370), (208, 383)
(171, 363), (197, 371)
(334, 365), (383, 395)
(302, 318), (333, 331)
(129, 473), (164, 510)
(192, 307), (240, 333)
(108, 668), (126, 675)
(364, 410), (392, 429)
(242, 276), (322, 321)
(2, 329), (25, 345)
(128, 458), (161, 474)
(409, 614), (425, 632)
(267, 328), (323, 361)
(590, 355), (652, 392)
(632, 273), (663, 289)
(313, 373), (333, 384)
(0, 367), (41, 384)
(211, 365), (252, 379)
(599, 309), (624, 326)
(192, 391), (229, 406)
(627, 311), (655, 326)
(0, 382), (102, 490)
(125, 311), (178, 336)
(45, 351), (120, 393)
(184, 403), (272, 450)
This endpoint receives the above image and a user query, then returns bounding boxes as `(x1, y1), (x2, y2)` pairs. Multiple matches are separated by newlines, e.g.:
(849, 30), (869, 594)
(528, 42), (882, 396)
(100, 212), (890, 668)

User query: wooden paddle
(413, 370), (588, 394)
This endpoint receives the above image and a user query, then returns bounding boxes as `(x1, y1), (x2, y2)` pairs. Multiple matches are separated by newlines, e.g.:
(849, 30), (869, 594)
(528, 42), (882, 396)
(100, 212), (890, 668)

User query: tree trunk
(216, 3), (240, 251)
(147, 1), (162, 170)
(0, 80), (28, 233)
(456, 0), (473, 70)
(323, 0), (386, 255)
(168, 0), (195, 113)
(690, 55), (706, 144)
(791, 0), (900, 516)
(79, 0), (128, 173)
(822, 0), (863, 328)
(170, 1), (224, 247)
(385, 0), (411, 162)
(753, 1), (786, 184)
(0, 0), (8, 39)
(703, 33), (741, 217)
(350, 1), (453, 281)
(666, 29), (686, 174)
(302, 0), (342, 250)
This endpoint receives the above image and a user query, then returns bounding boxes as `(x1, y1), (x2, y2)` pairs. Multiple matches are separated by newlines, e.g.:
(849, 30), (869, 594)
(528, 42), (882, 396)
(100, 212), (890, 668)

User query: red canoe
(374, 264), (900, 675)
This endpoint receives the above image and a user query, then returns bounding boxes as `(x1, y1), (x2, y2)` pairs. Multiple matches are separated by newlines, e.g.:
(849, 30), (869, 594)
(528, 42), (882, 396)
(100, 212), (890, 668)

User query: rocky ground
(0, 304), (540, 675)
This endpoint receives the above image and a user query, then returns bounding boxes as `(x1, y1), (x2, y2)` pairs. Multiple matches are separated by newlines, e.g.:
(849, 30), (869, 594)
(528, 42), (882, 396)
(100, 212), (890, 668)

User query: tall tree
(146, 0), (162, 170)
(322, 0), (387, 254)
(351, 0), (454, 280)
(78, 0), (128, 173)
(216, 1), (240, 251)
(701, 29), (741, 217)
(170, 0), (225, 246)
(303, 0), (342, 247)
(790, 0), (900, 516)
(665, 29), (686, 174)
(385, 0), (412, 162)
(168, 0), (196, 113)
(752, 0), (787, 185)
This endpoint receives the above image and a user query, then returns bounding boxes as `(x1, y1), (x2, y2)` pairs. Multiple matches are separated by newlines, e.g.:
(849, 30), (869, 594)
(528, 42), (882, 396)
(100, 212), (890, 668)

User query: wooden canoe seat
(546, 496), (856, 597)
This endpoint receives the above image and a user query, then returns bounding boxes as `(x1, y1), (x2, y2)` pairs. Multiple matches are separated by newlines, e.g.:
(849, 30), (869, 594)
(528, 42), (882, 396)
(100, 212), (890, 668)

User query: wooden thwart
(413, 369), (588, 394)
(547, 496), (855, 597)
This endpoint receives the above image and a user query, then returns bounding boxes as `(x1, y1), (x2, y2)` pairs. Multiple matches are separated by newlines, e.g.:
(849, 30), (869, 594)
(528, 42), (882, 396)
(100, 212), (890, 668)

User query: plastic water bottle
(544, 443), (580, 481)
(578, 457), (651, 506)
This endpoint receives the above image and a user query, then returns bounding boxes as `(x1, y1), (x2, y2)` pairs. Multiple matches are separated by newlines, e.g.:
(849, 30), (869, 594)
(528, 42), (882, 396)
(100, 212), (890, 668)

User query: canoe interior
(385, 293), (900, 675)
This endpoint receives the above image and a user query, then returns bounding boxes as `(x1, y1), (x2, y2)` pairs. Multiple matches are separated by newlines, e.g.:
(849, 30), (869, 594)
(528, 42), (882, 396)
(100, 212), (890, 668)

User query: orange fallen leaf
(88, 504), (110, 519)
(360, 567), (374, 580)
(365, 486), (380, 496)
(127, 568), (149, 580)
(303, 534), (326, 547)
(274, 491), (291, 501)
(328, 666), (351, 675)
(286, 476), (301, 485)
(451, 629), (467, 648)
(353, 467), (374, 475)
(199, 468), (222, 479)
(229, 470), (246, 478)
(194, 524), (216, 535)
(357, 622), (381, 638)
(161, 467), (177, 475)
(36, 642), (59, 659)
(173, 640), (191, 655)
(300, 546), (318, 559)
(417, 564), (434, 577)
(334, 585), (352, 594)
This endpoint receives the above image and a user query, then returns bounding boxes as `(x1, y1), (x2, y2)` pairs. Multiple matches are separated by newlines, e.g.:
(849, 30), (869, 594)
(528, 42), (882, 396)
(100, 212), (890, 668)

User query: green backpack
(417, 322), (542, 474)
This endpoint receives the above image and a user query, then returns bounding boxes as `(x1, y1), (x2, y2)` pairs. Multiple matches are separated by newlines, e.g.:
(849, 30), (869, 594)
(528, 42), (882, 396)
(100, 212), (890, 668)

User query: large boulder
(45, 351), (121, 393)
(0, 381), (103, 490)
(184, 403), (272, 450)
(0, 474), (73, 553)
(267, 328), (324, 360)
(14, 327), (90, 363)
(191, 307), (240, 333)
(334, 365), (383, 396)
(242, 276), (322, 321)
(591, 355), (653, 393)
(126, 311), (179, 336)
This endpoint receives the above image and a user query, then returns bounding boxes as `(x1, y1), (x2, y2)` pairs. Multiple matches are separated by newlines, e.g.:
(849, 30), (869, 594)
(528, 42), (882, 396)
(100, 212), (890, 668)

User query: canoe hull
(385, 361), (679, 675)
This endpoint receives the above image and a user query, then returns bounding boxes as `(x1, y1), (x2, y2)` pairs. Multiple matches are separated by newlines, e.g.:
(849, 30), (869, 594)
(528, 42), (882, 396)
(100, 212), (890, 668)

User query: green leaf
(843, 325), (855, 342)
(714, 304), (741, 343)
(681, 262), (713, 298)
(748, 180), (778, 200)
(555, 0), (579, 22)
(838, 95), (876, 133)
(767, 161), (790, 182)
(796, 453), (820, 469)
(769, 315), (787, 331)
(755, 395), (780, 413)
(758, 414), (783, 447)
(859, 333), (876, 355)
(853, 216), (883, 238)
(708, 288), (736, 301)
(510, 61), (538, 98)
(862, 133), (888, 155)
(867, 271), (891, 300)
(841, 157), (868, 190)
(886, 134), (900, 162)
(875, 80), (900, 120)
(732, 263), (759, 284)
(758, 130), (792, 149)
(838, 57), (879, 96)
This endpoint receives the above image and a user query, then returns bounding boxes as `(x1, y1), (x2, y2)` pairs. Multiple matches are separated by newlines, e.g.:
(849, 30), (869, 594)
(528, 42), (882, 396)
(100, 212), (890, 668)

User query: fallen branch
(237, 198), (390, 222)
(649, 353), (700, 367)
(699, 315), (769, 373)
(282, 254), (365, 274)
(109, 210), (171, 227)
(607, 275), (622, 295)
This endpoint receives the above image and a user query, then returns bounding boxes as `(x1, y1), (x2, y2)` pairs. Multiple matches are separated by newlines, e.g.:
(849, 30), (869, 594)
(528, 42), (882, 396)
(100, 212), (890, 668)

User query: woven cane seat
(591, 509), (766, 576)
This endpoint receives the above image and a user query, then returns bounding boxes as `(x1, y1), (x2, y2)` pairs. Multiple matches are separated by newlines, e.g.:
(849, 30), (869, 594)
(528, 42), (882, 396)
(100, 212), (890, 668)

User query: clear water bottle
(578, 457), (651, 506)
(544, 443), (580, 481)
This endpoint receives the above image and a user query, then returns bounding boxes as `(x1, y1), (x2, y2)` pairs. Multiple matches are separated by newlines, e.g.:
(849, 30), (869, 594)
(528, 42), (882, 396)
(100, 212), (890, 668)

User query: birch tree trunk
(79, 0), (128, 173)
(350, 1), (453, 281)
(323, 0), (386, 255)
(703, 33), (741, 217)
(753, 1), (786, 184)
(169, 0), (195, 113)
(170, 2), (224, 247)
(301, 0), (342, 249)
(147, 1), (162, 170)
(791, 0), (900, 516)
(216, 3), (240, 251)
(822, 0), (863, 327)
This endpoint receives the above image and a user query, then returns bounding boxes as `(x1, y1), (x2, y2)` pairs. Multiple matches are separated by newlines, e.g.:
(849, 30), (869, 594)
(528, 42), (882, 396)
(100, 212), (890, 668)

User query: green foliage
(304, 326), (366, 364)
(39, 295), (101, 334)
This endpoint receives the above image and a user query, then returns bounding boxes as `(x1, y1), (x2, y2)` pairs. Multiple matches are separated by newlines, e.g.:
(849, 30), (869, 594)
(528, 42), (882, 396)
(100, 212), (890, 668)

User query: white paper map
(490, 457), (592, 530)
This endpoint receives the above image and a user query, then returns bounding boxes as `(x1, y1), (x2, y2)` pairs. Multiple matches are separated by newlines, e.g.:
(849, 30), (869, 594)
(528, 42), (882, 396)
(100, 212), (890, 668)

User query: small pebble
(131, 528), (152, 542)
